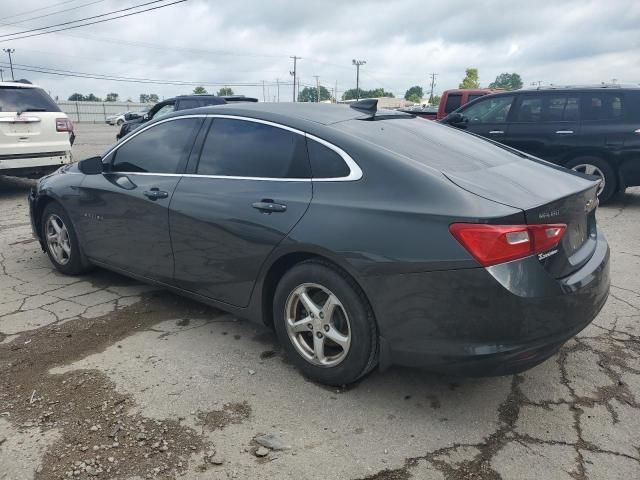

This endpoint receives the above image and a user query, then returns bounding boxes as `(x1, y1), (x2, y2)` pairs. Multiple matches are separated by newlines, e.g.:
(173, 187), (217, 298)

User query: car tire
(565, 156), (616, 203)
(116, 119), (124, 126)
(273, 260), (378, 385)
(41, 202), (92, 275)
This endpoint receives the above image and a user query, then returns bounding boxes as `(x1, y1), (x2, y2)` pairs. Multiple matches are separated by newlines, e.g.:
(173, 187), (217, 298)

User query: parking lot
(0, 123), (638, 480)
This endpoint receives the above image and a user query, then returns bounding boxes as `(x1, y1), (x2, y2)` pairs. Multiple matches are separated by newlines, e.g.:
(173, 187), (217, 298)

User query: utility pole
(313, 75), (320, 102)
(3, 49), (15, 81)
(276, 78), (280, 102)
(530, 80), (543, 88)
(428, 72), (438, 104)
(352, 59), (366, 100)
(290, 56), (301, 102)
(0, 69), (3, 82)
(262, 80), (266, 102)
(335, 80), (338, 103)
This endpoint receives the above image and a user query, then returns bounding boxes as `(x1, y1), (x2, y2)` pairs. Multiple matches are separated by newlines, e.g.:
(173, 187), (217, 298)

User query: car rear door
(620, 90), (640, 186)
(77, 116), (203, 282)
(169, 116), (312, 307)
(505, 92), (581, 162)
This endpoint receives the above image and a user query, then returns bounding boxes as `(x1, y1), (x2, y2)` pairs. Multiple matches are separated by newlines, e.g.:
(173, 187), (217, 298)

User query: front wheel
(566, 156), (616, 203)
(41, 202), (92, 275)
(273, 260), (378, 385)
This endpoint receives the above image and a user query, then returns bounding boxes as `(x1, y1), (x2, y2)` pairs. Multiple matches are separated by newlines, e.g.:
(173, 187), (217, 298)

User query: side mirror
(124, 113), (138, 121)
(142, 113), (149, 121)
(77, 156), (104, 175)
(442, 112), (467, 127)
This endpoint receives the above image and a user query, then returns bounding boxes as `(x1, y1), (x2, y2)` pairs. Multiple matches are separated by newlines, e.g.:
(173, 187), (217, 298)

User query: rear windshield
(339, 117), (520, 172)
(0, 86), (60, 113)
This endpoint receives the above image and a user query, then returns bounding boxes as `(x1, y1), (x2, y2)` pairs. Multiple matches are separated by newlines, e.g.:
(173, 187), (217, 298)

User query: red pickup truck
(401, 88), (502, 120)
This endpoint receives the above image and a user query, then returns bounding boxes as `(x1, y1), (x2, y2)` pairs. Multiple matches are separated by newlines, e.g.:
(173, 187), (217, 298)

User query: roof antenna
(350, 98), (378, 118)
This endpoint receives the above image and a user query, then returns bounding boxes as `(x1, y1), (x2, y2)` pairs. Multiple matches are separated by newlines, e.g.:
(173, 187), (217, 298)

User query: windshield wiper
(17, 108), (47, 114)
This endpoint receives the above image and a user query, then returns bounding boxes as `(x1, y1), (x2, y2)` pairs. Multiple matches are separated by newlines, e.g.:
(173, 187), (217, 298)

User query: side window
(467, 94), (485, 103)
(463, 95), (513, 124)
(176, 99), (201, 110)
(111, 118), (200, 173)
(541, 95), (580, 122)
(516, 95), (543, 122)
(197, 119), (310, 178)
(307, 139), (350, 178)
(444, 94), (462, 114)
(582, 93), (624, 121)
(152, 104), (175, 119)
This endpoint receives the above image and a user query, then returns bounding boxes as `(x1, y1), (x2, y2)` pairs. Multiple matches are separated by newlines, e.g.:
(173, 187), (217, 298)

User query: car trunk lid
(443, 160), (600, 278)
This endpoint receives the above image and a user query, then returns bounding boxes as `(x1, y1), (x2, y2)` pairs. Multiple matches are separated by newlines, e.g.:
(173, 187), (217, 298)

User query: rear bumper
(366, 229), (610, 375)
(0, 151), (72, 174)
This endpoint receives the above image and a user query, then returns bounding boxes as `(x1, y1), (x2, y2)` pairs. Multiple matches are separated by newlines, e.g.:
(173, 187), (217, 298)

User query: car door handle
(252, 200), (287, 213)
(143, 188), (168, 200)
(488, 130), (504, 134)
(555, 130), (574, 134)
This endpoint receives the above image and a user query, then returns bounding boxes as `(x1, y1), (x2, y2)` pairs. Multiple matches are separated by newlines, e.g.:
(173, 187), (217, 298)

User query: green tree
(404, 85), (424, 101)
(459, 68), (480, 89)
(139, 94), (149, 103)
(68, 93), (84, 101)
(148, 94), (159, 103)
(342, 87), (394, 101)
(105, 92), (119, 102)
(85, 93), (102, 102)
(430, 94), (441, 106)
(217, 87), (234, 96)
(488, 72), (523, 91)
(298, 85), (331, 102)
(193, 86), (207, 94)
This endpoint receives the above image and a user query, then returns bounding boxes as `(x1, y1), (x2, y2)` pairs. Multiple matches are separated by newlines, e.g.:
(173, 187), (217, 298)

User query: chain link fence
(56, 101), (154, 123)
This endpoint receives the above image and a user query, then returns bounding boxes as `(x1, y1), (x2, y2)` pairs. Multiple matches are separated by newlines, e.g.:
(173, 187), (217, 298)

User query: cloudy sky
(0, 0), (639, 103)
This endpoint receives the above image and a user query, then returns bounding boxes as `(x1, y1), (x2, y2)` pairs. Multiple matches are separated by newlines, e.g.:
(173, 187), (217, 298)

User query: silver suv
(0, 82), (74, 178)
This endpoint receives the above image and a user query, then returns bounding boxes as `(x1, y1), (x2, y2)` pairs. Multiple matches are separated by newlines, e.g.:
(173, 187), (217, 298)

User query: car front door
(169, 117), (313, 307)
(505, 93), (581, 162)
(77, 117), (203, 282)
(455, 94), (515, 142)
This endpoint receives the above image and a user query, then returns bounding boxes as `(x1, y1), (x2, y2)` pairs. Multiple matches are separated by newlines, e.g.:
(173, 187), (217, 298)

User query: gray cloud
(0, 0), (638, 102)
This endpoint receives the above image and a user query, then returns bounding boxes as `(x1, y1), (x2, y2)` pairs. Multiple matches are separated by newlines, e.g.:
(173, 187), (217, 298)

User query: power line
(0, 0), (187, 42)
(0, 0), (86, 22)
(0, 61), (293, 87)
(0, 0), (174, 39)
(0, 0), (106, 28)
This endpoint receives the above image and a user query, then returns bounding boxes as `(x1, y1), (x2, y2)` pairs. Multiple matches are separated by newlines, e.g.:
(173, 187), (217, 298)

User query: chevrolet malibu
(29, 101), (610, 385)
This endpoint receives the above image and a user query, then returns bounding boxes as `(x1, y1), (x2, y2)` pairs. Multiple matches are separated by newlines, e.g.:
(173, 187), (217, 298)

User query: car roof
(0, 81), (40, 89)
(164, 102), (409, 126)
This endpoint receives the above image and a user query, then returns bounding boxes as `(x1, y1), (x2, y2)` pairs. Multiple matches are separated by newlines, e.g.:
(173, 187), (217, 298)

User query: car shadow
(0, 176), (36, 199)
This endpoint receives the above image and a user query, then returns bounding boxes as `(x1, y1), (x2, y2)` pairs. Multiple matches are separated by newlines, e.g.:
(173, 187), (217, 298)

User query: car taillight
(56, 118), (72, 132)
(449, 223), (566, 267)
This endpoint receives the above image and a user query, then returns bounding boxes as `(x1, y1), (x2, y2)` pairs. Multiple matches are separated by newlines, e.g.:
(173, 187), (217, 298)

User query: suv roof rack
(528, 83), (640, 91)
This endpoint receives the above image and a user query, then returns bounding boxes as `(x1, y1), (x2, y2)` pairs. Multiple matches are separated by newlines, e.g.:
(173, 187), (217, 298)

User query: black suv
(116, 94), (258, 140)
(442, 85), (640, 202)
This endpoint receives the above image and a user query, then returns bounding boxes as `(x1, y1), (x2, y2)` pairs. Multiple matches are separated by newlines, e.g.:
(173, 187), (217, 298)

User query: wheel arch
(256, 248), (376, 331)
(33, 194), (60, 244)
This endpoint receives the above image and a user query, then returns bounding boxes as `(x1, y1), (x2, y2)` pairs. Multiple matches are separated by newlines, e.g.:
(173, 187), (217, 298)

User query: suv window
(177, 98), (225, 110)
(463, 95), (514, 124)
(151, 103), (175, 120)
(111, 118), (200, 173)
(582, 93), (624, 121)
(0, 87), (60, 112)
(444, 94), (462, 114)
(307, 139), (350, 178)
(467, 94), (485, 103)
(543, 95), (581, 122)
(515, 95), (543, 122)
(197, 118), (310, 178)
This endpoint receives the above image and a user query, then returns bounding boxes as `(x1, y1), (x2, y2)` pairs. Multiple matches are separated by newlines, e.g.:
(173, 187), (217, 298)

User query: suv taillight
(449, 223), (566, 267)
(56, 118), (72, 132)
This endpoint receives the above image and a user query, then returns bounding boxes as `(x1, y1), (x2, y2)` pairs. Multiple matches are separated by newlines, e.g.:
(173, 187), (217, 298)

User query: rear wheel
(273, 260), (378, 385)
(566, 156), (616, 203)
(41, 202), (92, 275)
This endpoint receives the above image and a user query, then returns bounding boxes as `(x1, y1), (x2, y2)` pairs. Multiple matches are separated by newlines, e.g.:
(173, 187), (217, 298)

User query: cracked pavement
(0, 124), (639, 479)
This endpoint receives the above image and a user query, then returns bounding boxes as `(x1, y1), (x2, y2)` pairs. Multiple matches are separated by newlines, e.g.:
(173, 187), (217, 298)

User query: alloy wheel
(45, 214), (71, 265)
(285, 283), (351, 367)
(571, 163), (605, 196)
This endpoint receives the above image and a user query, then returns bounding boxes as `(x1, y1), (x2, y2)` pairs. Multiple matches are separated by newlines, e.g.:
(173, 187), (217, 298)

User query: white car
(0, 82), (73, 178)
(105, 112), (127, 126)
